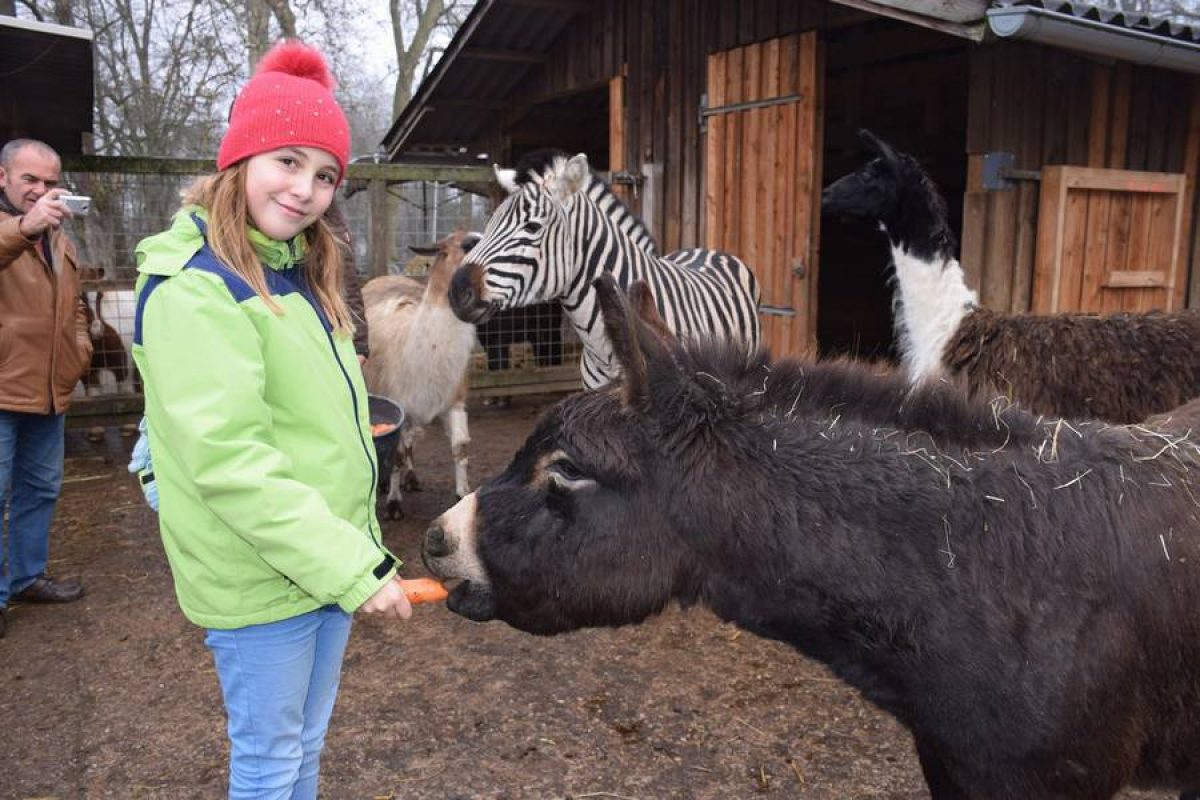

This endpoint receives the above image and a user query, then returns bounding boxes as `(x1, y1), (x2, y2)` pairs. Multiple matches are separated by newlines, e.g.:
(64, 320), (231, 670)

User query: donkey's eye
(546, 458), (592, 490)
(522, 220), (543, 235)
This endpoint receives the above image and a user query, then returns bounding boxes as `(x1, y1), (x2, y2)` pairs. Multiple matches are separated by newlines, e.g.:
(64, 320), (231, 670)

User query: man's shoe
(11, 575), (84, 604)
(0, 607), (6, 638)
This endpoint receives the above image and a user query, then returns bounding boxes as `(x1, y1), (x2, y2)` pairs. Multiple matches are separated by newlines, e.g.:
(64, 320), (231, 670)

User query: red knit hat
(217, 40), (350, 180)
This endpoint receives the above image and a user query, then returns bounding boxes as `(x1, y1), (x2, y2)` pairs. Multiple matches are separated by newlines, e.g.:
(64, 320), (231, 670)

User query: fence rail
(63, 155), (580, 418)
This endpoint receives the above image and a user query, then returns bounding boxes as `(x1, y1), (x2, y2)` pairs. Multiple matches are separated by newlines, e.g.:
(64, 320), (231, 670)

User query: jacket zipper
(324, 328), (380, 546)
(288, 237), (380, 549)
(44, 237), (59, 414)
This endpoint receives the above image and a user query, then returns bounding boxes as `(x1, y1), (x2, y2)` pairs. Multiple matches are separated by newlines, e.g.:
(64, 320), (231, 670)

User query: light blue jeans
(0, 410), (66, 608)
(204, 606), (353, 800)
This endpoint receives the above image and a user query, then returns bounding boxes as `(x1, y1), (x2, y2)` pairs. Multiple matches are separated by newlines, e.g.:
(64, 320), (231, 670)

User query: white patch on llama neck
(891, 245), (977, 384)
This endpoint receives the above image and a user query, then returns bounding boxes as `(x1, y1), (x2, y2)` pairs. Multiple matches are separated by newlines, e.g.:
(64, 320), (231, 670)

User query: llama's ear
(494, 164), (519, 194)
(409, 243), (440, 256)
(858, 129), (899, 166)
(461, 231), (482, 253)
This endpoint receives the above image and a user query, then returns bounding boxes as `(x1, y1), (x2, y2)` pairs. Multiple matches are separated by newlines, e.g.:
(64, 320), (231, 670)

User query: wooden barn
(0, 15), (94, 157)
(382, 0), (1200, 362)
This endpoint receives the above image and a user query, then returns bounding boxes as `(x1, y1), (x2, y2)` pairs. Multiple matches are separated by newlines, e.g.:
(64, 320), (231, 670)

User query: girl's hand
(359, 576), (413, 620)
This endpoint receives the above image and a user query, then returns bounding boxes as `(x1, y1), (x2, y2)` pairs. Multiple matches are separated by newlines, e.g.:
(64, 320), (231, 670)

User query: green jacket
(132, 209), (396, 629)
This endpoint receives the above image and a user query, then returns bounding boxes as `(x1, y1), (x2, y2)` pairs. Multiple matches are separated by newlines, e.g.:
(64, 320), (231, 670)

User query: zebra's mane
(511, 148), (658, 256)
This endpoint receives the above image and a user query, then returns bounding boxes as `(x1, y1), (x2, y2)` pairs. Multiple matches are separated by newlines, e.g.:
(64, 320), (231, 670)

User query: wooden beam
(500, 0), (590, 11)
(826, 0), (986, 40)
(368, 178), (390, 279)
(460, 47), (545, 64)
(429, 97), (509, 111)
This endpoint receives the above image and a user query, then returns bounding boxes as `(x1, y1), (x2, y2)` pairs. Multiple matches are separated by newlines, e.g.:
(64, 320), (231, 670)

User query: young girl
(131, 41), (411, 799)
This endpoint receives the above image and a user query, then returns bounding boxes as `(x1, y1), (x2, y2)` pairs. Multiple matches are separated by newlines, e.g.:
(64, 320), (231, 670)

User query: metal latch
(698, 92), (802, 132)
(982, 152), (1042, 191)
(605, 170), (645, 199)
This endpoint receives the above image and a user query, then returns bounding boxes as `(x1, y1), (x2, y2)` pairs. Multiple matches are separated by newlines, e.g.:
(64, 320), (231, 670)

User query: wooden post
(368, 177), (390, 278)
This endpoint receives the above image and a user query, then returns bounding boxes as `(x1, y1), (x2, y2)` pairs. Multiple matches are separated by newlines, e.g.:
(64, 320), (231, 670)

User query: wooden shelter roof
(381, 0), (1200, 159)
(0, 16), (94, 156)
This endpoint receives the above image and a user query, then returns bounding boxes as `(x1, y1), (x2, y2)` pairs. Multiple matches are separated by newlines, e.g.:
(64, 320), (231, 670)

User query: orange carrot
(399, 577), (449, 605)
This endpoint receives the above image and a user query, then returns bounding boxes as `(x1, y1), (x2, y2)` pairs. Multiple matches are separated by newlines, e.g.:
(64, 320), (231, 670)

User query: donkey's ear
(627, 280), (675, 343)
(858, 129), (899, 166)
(494, 164), (519, 194)
(594, 273), (653, 408)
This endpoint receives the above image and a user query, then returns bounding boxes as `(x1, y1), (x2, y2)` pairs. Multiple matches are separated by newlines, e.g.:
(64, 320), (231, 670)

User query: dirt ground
(0, 395), (1178, 800)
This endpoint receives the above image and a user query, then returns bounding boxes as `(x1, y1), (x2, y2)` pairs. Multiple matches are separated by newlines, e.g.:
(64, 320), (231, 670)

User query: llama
(423, 274), (1200, 800)
(361, 231), (478, 519)
(821, 129), (1200, 423)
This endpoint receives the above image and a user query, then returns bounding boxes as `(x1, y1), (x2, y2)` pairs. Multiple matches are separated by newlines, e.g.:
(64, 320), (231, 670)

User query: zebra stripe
(465, 152), (761, 389)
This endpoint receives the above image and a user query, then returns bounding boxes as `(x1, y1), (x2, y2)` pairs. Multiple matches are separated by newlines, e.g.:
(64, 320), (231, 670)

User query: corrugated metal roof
(381, 0), (589, 161)
(998, 1), (1200, 42)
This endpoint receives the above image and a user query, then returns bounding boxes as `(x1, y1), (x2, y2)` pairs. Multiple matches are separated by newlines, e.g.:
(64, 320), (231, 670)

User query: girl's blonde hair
(182, 163), (353, 333)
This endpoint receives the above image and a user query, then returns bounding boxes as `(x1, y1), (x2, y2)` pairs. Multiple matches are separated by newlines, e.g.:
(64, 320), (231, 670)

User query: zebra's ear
(549, 153), (589, 205)
(494, 164), (519, 194)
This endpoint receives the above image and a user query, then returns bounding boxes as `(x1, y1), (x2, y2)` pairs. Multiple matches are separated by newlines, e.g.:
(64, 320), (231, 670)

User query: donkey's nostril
(423, 523), (451, 559)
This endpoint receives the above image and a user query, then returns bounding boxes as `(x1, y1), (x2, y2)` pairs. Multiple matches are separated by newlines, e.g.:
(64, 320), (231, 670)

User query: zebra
(449, 149), (761, 389)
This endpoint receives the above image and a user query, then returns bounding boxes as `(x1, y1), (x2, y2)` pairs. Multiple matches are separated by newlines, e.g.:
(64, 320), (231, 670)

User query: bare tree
(242, 0), (300, 68)
(388, 0), (470, 118)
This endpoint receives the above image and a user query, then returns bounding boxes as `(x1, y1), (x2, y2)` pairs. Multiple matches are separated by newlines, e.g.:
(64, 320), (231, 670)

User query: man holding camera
(0, 138), (91, 638)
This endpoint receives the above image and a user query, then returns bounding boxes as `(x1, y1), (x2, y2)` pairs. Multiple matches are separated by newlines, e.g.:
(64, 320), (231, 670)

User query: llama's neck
(890, 243), (977, 384)
(423, 257), (455, 307)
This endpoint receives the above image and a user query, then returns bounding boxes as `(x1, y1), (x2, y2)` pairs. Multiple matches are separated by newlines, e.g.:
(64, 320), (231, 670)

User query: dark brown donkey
(425, 274), (1200, 800)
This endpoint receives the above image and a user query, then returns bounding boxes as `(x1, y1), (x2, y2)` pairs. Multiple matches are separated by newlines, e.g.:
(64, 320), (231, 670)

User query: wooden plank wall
(489, 1), (1199, 311)
(703, 33), (822, 358)
(964, 42), (1200, 313)
(1032, 167), (1188, 313)
(497, 0), (856, 252)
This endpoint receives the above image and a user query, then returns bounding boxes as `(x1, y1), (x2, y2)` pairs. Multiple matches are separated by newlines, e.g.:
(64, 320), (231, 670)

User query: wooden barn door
(703, 31), (822, 359)
(1032, 166), (1189, 313)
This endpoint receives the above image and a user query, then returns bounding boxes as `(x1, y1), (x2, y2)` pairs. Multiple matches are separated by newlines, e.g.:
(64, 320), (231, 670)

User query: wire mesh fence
(60, 162), (580, 415)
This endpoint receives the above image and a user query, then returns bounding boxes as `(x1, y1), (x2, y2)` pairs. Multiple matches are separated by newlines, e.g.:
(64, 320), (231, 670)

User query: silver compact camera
(60, 194), (91, 216)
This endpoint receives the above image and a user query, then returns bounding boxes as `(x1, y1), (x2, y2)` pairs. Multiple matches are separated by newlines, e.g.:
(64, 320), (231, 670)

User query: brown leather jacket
(0, 210), (92, 414)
